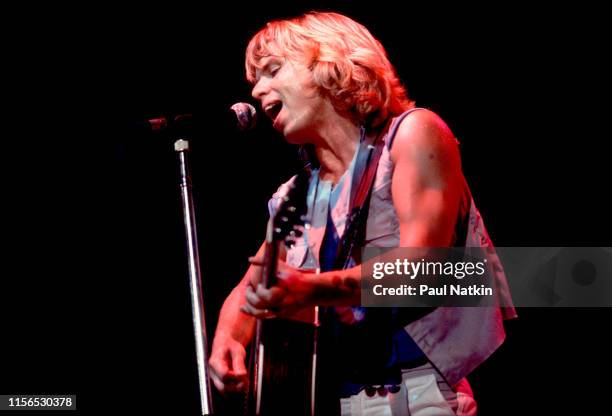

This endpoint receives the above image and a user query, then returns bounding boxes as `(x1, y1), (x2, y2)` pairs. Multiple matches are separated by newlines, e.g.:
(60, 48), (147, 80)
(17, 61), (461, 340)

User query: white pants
(339, 363), (477, 416)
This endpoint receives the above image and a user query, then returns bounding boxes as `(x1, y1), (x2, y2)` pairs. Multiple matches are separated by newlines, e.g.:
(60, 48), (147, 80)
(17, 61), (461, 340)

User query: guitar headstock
(272, 171), (310, 248)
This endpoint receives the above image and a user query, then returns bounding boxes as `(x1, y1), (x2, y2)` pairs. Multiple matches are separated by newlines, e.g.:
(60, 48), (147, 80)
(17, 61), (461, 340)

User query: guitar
(245, 170), (318, 416)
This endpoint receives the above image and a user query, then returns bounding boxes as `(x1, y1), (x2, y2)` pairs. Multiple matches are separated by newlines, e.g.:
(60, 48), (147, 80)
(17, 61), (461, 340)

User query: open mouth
(264, 101), (283, 123)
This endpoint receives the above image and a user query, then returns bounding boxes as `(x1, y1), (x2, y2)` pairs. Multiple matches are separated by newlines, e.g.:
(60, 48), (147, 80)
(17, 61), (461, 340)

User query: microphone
(127, 102), (257, 134)
(230, 102), (257, 131)
(172, 103), (257, 133)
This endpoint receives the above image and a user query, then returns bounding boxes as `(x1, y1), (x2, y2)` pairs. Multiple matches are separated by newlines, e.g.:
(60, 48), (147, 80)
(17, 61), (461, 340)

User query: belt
(339, 355), (430, 398)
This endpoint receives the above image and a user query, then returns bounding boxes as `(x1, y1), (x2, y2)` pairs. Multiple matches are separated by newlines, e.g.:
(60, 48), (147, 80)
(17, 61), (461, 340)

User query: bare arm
(390, 109), (463, 247)
(209, 242), (268, 393)
(212, 243), (264, 346)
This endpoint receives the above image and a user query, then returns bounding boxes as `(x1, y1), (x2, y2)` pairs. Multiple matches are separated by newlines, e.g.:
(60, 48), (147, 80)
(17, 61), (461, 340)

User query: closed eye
(263, 57), (283, 77)
(254, 56), (283, 83)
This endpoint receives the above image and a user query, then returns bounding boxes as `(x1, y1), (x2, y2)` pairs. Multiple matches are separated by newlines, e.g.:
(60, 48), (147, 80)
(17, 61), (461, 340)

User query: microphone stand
(174, 138), (214, 415)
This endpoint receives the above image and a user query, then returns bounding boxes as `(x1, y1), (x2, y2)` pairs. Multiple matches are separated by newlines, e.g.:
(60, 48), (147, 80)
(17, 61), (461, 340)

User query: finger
(208, 355), (227, 380)
(245, 284), (267, 309)
(219, 367), (248, 386)
(209, 352), (249, 395)
(255, 284), (285, 305)
(231, 348), (247, 376)
(212, 354), (241, 385)
(240, 303), (267, 318)
(209, 357), (233, 392)
(248, 256), (265, 266)
(222, 376), (245, 394)
(210, 370), (227, 393)
(240, 303), (276, 319)
(234, 380), (247, 392)
(226, 371), (248, 393)
(246, 284), (284, 309)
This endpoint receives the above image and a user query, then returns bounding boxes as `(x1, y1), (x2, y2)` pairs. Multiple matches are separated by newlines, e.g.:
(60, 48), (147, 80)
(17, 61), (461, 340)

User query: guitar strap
(334, 118), (391, 269)
(336, 107), (424, 267)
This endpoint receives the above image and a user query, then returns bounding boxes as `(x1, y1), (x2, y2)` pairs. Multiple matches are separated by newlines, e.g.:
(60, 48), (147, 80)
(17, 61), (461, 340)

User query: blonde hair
(246, 12), (414, 127)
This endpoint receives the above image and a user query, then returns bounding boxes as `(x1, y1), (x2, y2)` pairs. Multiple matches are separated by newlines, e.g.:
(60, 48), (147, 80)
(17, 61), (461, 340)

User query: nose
(251, 77), (269, 102)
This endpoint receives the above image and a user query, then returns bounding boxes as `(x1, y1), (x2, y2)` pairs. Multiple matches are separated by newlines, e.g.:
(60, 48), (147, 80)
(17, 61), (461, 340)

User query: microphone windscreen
(230, 102), (257, 131)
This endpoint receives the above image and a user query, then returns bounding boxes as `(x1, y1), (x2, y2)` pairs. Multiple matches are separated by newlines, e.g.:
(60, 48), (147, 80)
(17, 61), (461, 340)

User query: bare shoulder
(389, 108), (461, 179)
(390, 109), (457, 159)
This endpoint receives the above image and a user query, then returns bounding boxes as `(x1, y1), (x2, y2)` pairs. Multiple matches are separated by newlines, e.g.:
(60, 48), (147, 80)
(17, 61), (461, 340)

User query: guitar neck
(261, 219), (280, 289)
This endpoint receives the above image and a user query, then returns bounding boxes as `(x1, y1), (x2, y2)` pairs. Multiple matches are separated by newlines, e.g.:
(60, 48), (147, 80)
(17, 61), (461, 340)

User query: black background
(2, 1), (611, 414)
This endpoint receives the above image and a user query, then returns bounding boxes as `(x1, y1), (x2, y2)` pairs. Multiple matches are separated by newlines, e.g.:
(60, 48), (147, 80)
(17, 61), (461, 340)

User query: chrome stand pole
(174, 138), (213, 415)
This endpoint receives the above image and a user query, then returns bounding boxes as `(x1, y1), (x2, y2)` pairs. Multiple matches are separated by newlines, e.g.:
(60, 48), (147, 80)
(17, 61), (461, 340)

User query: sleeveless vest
(268, 109), (516, 387)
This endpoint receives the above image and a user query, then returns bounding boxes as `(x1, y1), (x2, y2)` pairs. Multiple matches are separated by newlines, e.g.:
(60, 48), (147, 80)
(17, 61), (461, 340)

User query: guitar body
(246, 315), (317, 416)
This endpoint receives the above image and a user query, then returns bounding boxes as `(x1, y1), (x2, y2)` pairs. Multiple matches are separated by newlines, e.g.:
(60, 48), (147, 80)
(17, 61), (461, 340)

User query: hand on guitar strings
(240, 256), (316, 319)
(208, 333), (249, 395)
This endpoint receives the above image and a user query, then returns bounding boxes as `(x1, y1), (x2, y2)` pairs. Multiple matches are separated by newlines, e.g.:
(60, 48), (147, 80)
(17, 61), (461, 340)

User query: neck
(313, 117), (361, 184)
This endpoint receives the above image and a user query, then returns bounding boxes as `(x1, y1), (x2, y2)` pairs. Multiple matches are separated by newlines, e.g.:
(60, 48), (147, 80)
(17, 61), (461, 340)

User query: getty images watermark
(361, 247), (612, 307)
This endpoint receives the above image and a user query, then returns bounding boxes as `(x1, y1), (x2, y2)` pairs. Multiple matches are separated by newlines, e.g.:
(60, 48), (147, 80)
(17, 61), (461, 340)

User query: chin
(283, 130), (310, 145)
(280, 121), (312, 145)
